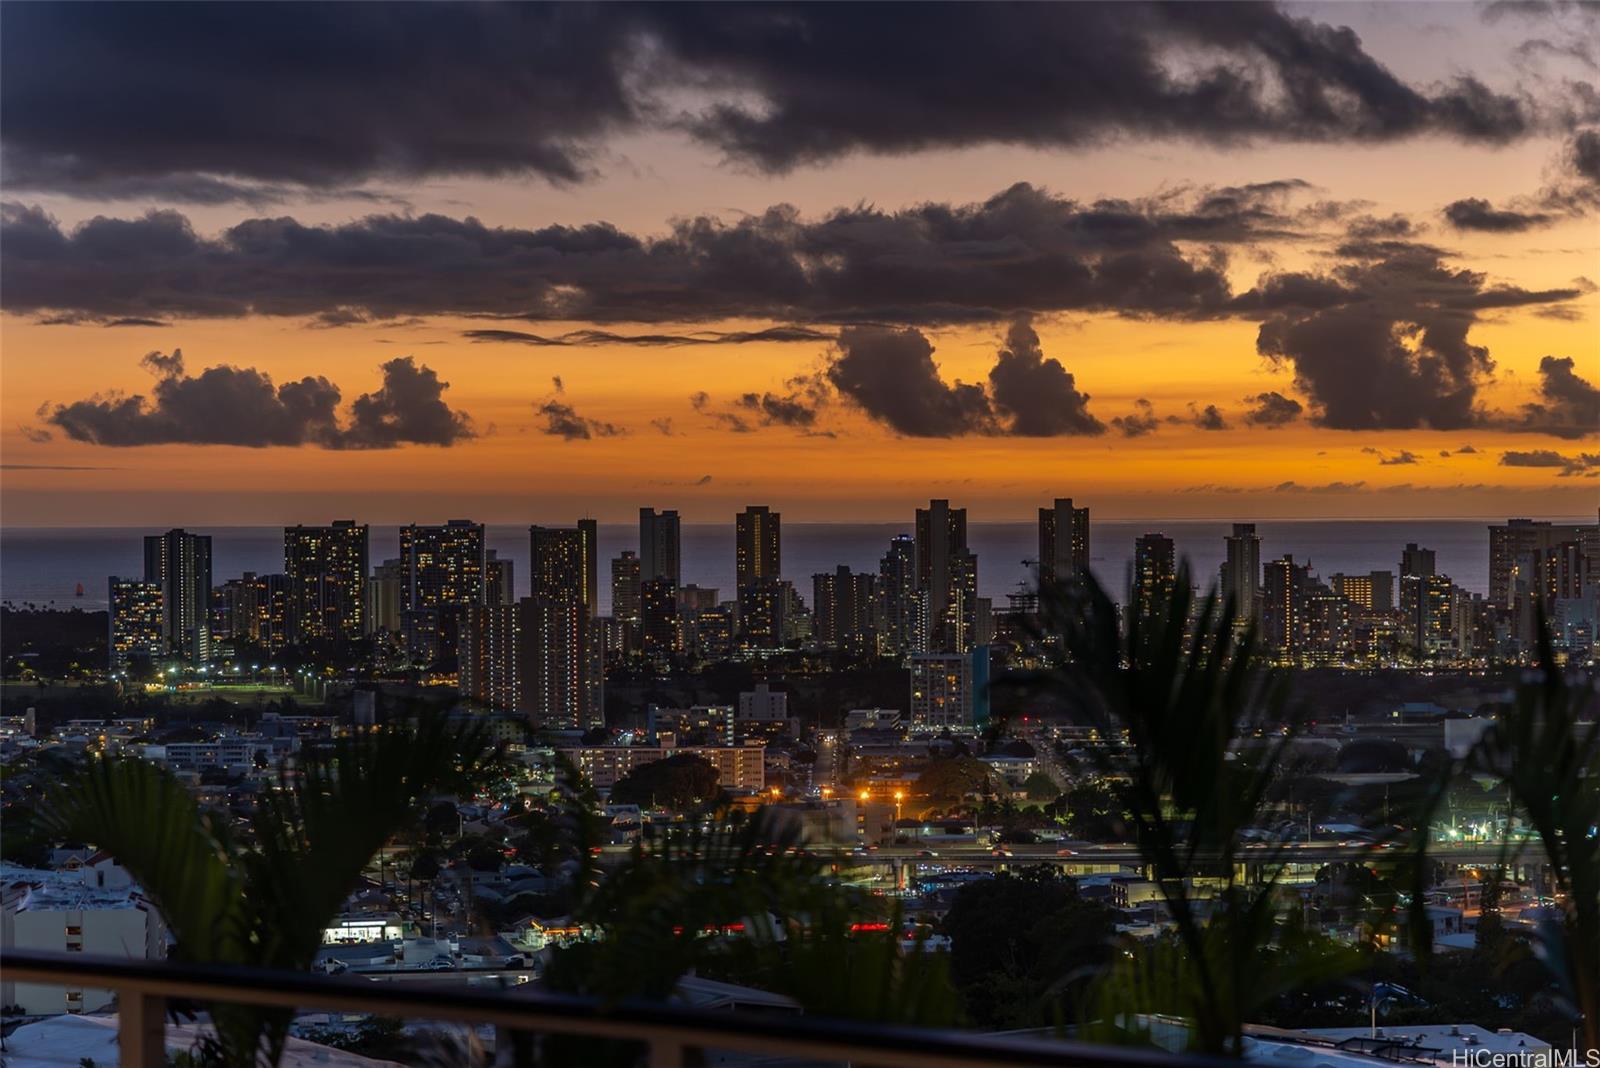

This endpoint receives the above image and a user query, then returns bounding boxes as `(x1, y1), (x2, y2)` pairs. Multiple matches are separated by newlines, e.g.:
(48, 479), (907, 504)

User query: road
(597, 841), (1533, 869)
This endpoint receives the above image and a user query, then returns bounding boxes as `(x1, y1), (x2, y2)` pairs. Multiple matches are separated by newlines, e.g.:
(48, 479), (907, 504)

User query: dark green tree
(943, 868), (1114, 1028)
(608, 753), (721, 809)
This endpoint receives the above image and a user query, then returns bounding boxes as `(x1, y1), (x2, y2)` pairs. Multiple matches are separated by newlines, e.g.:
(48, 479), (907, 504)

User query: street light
(894, 790), (904, 821)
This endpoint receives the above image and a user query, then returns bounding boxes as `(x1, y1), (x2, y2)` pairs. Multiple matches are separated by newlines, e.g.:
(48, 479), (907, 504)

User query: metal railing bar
(1, 951), (1232, 1068)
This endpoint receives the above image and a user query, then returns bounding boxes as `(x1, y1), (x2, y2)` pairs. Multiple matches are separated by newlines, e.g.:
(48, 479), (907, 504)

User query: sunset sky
(2, 2), (1597, 526)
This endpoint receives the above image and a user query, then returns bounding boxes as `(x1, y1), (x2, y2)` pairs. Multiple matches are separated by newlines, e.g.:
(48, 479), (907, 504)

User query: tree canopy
(609, 753), (721, 809)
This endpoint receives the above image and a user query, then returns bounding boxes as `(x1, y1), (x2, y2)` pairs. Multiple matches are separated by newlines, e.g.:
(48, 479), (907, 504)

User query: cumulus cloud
(824, 318), (1111, 438)
(1249, 243), (1582, 431)
(1515, 355), (1600, 438)
(827, 326), (994, 437)
(43, 350), (471, 449)
(0, 5), (1546, 201)
(986, 317), (1104, 436)
(1189, 403), (1229, 430)
(1242, 390), (1305, 426)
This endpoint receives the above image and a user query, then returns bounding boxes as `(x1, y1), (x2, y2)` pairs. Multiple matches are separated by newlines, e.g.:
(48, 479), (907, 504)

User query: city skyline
(2, 3), (1597, 525)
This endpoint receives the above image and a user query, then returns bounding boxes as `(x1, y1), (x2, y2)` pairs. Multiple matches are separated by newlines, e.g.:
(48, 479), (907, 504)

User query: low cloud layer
(1500, 448), (1600, 476)
(0, 184), (1291, 325)
(42, 351), (471, 449)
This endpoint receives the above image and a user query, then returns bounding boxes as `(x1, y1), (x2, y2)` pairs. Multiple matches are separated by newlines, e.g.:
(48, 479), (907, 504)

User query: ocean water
(0, 520), (1519, 614)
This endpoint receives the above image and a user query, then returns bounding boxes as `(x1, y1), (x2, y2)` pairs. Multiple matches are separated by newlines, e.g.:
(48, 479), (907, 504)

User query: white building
(1, 861), (166, 1014)
(737, 683), (788, 722)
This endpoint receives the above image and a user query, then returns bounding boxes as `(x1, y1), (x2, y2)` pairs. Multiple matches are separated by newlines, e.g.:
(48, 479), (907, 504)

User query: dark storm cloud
(1242, 390), (1305, 426)
(1500, 448), (1600, 475)
(1188, 403), (1229, 430)
(0, 4), (1548, 201)
(670, 5), (1536, 172)
(1515, 355), (1600, 438)
(44, 350), (471, 448)
(986, 318), (1104, 437)
(0, 186), (1265, 325)
(827, 326), (994, 437)
(1250, 243), (1583, 431)
(0, 4), (643, 196)
(1442, 197), (1556, 231)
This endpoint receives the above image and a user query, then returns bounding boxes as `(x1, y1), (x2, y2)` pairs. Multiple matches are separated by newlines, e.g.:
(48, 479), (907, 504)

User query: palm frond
(39, 756), (241, 963)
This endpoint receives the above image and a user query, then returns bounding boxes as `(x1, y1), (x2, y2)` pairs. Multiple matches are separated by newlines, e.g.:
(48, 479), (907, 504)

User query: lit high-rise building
(143, 529), (212, 662)
(219, 572), (289, 650)
(1489, 519), (1589, 610)
(1133, 533), (1177, 605)
(1330, 571), (1394, 615)
(525, 523), (604, 728)
(641, 578), (680, 661)
(1037, 498), (1090, 587)
(908, 649), (988, 730)
(578, 519), (599, 619)
(1219, 523), (1261, 620)
(460, 602), (522, 714)
(485, 549), (515, 607)
(284, 521), (369, 645)
(530, 525), (589, 607)
(735, 506), (782, 590)
(461, 598), (602, 729)
(915, 499), (977, 652)
(611, 550), (642, 623)
(521, 596), (603, 730)
(365, 558), (404, 635)
(108, 577), (163, 672)
(399, 520), (485, 662)
(813, 565), (877, 653)
(876, 534), (923, 656)
(1262, 555), (1310, 658)
(737, 578), (794, 650)
(639, 508), (681, 585)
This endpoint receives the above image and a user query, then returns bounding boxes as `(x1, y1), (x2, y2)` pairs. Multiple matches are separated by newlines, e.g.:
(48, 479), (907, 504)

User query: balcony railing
(2, 949), (1233, 1068)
